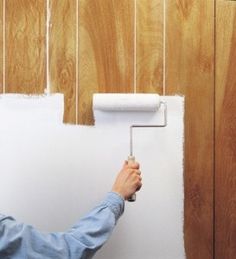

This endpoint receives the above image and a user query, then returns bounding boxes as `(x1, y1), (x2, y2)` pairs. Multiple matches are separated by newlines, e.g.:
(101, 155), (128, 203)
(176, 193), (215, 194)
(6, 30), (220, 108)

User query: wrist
(111, 187), (126, 200)
(111, 190), (125, 201)
(106, 192), (125, 220)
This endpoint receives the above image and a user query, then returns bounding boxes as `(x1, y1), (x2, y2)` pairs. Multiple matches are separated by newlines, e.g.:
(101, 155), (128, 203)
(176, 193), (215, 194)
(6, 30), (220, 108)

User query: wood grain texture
(215, 2), (236, 258)
(0, 0), (2, 93)
(136, 0), (163, 93)
(5, 0), (46, 94)
(78, 0), (134, 125)
(165, 1), (214, 258)
(49, 0), (76, 124)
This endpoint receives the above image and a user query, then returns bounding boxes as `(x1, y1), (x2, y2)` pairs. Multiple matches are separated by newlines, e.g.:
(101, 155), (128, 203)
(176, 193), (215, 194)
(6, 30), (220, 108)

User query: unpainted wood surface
(165, 1), (214, 258)
(136, 0), (163, 93)
(215, 1), (236, 259)
(5, 0), (46, 94)
(49, 0), (76, 124)
(78, 0), (134, 124)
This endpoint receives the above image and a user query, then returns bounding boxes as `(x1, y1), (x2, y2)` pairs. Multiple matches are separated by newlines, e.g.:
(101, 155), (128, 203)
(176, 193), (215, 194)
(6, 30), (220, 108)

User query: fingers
(124, 160), (140, 169)
(134, 172), (142, 192)
(124, 160), (142, 191)
(128, 168), (142, 193)
(136, 179), (142, 191)
(126, 168), (141, 179)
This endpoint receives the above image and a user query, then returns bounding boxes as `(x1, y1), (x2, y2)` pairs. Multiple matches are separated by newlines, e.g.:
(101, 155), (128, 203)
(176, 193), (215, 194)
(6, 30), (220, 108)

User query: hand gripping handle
(127, 155), (136, 202)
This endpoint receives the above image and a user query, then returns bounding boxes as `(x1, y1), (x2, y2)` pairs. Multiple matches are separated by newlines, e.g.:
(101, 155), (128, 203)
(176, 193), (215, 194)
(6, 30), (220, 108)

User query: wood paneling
(49, 0), (76, 124)
(136, 0), (163, 93)
(216, 2), (236, 258)
(166, 1), (214, 258)
(5, 0), (46, 94)
(4, 0), (236, 257)
(78, 0), (134, 125)
(0, 0), (2, 93)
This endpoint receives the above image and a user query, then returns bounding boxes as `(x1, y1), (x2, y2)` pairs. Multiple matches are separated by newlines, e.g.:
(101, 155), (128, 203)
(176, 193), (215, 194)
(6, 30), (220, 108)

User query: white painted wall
(0, 94), (185, 259)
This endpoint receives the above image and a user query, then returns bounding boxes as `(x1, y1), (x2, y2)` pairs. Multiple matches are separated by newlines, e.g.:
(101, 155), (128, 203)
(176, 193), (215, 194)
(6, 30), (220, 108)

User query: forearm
(0, 192), (124, 259)
(64, 192), (125, 258)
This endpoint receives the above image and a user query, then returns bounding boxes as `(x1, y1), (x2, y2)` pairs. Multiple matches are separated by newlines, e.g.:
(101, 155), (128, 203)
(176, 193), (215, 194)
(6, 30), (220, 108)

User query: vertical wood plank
(5, 0), (46, 94)
(78, 0), (134, 125)
(49, 0), (76, 124)
(0, 0), (2, 93)
(216, 1), (236, 258)
(136, 0), (163, 93)
(0, 0), (3, 94)
(166, 1), (214, 258)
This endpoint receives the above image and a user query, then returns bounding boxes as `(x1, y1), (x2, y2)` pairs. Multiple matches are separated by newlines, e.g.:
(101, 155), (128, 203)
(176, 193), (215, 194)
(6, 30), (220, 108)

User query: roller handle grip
(127, 155), (136, 202)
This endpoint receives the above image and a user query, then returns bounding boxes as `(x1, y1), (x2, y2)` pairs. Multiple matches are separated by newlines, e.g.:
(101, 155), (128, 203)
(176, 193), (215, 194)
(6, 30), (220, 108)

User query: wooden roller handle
(127, 155), (136, 202)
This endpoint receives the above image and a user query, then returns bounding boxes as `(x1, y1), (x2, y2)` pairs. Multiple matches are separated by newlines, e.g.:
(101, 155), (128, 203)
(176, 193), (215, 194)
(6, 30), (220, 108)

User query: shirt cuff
(104, 192), (125, 221)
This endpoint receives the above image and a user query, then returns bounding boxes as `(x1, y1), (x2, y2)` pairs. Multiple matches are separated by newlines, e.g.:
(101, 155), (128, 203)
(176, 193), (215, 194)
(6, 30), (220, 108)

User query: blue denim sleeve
(0, 192), (125, 259)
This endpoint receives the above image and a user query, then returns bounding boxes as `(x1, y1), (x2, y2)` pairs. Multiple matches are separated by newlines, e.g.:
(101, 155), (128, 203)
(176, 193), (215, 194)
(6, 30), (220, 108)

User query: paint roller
(93, 93), (167, 202)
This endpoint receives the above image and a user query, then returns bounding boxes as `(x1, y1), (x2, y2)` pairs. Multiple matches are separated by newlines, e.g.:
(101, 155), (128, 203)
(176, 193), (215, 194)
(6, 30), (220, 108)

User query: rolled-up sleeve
(0, 192), (125, 259)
